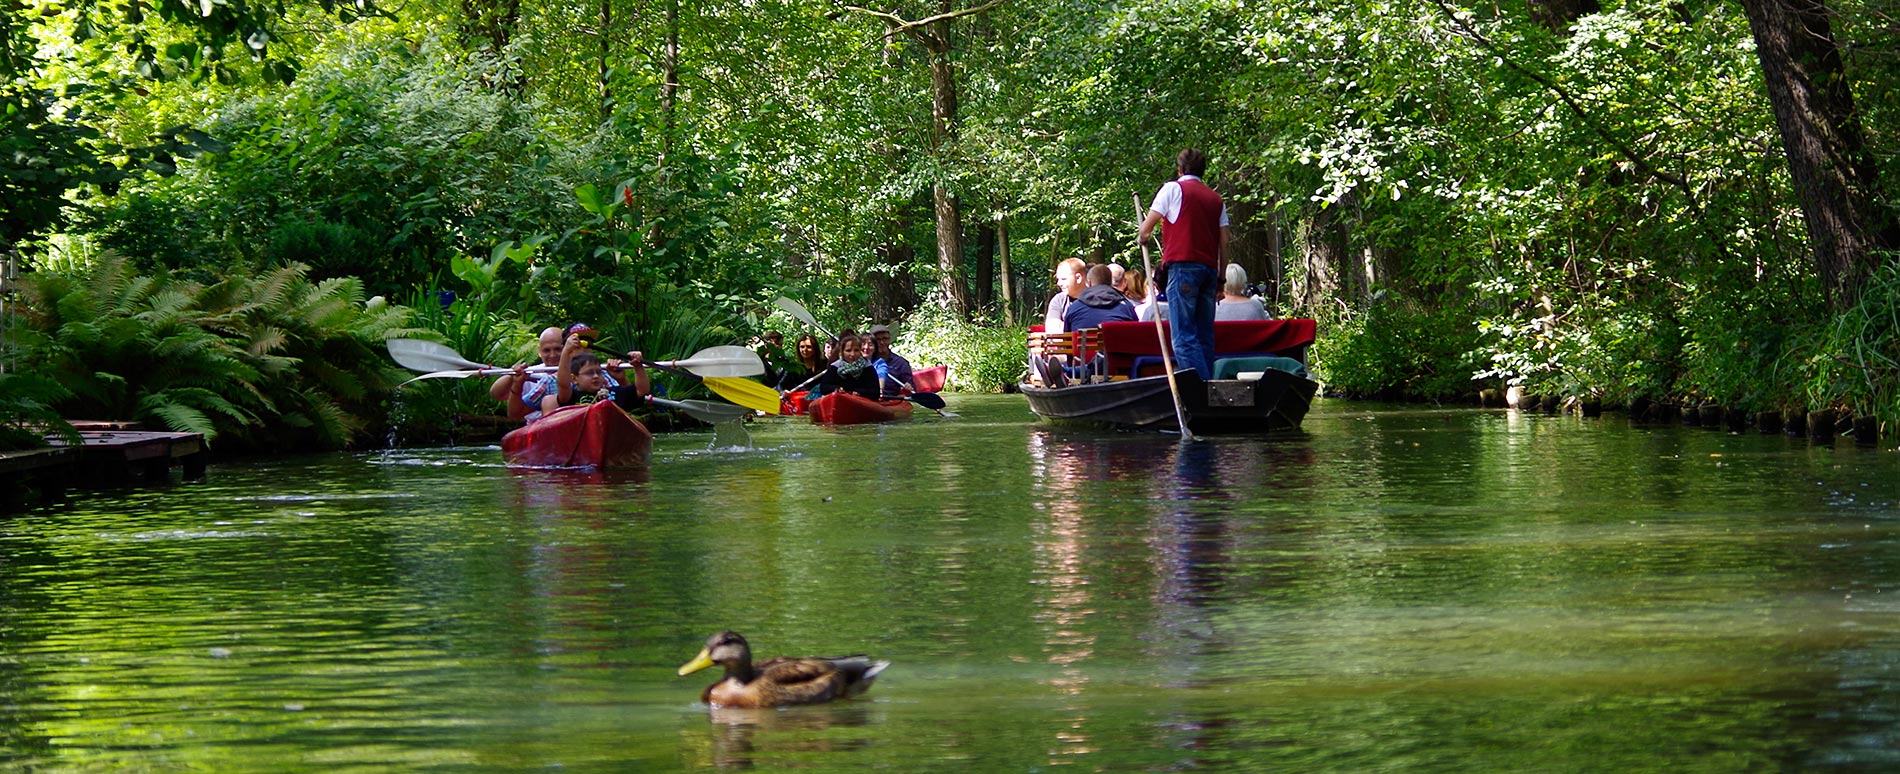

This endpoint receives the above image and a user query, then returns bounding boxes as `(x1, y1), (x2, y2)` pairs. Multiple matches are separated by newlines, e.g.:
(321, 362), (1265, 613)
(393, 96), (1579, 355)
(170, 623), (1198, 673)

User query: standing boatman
(1137, 147), (1229, 378)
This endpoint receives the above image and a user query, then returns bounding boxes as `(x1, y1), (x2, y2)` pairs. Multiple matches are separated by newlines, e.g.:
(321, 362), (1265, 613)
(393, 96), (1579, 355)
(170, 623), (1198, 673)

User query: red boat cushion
(1099, 319), (1316, 377)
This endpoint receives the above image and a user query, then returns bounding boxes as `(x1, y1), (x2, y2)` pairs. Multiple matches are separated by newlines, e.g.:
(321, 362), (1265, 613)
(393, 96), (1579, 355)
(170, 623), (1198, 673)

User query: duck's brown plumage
(677, 631), (889, 709)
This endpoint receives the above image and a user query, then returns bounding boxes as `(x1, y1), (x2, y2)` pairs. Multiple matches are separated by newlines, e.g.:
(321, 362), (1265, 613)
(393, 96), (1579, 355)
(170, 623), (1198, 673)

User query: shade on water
(2, 396), (1899, 771)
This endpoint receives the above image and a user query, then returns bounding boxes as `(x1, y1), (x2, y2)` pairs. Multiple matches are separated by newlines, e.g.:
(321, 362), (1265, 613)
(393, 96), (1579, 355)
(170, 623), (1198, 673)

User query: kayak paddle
(879, 372), (954, 416)
(652, 367), (783, 415)
(649, 396), (750, 424)
(774, 297), (835, 340)
(387, 339), (766, 379)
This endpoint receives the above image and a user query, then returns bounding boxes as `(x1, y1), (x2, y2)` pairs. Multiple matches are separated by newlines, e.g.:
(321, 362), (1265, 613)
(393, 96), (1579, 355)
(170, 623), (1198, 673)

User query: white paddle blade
(773, 297), (833, 339)
(651, 397), (750, 423)
(657, 345), (765, 377)
(387, 339), (487, 372)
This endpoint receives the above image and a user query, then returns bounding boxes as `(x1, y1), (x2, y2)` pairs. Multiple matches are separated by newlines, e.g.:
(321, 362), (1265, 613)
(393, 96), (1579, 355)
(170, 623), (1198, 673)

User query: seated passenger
(773, 333), (826, 392)
(1042, 257), (1088, 334)
(492, 326), (564, 422)
(529, 330), (649, 421)
(869, 324), (913, 398)
(811, 334), (880, 400)
(1216, 263), (1270, 321)
(1062, 264), (1137, 331)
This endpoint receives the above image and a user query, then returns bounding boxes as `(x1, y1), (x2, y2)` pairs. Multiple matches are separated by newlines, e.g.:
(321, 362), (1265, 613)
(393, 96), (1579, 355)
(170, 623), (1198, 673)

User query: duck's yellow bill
(677, 648), (716, 676)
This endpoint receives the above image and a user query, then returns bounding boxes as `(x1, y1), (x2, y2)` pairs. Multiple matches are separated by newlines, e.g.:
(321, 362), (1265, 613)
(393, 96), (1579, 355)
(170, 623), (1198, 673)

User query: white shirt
(1148, 175), (1232, 226)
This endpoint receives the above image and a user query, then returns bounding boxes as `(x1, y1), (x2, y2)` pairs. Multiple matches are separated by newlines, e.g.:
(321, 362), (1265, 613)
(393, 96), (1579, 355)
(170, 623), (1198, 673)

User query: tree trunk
(1741, 0), (1891, 308)
(926, 30), (970, 317)
(661, 0), (680, 149)
(976, 221), (996, 310)
(1528, 0), (1600, 32)
(597, 0), (613, 122)
(871, 218), (921, 322)
(1296, 205), (1350, 315)
(998, 216), (1015, 326)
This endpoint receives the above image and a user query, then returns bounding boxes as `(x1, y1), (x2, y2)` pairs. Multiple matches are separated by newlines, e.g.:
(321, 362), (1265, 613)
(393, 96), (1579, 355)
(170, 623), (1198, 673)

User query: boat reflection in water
(1023, 428), (1320, 763)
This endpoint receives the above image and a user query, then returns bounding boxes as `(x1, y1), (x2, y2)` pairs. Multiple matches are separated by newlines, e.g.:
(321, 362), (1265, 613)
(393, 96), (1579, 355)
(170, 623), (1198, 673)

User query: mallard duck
(676, 631), (890, 709)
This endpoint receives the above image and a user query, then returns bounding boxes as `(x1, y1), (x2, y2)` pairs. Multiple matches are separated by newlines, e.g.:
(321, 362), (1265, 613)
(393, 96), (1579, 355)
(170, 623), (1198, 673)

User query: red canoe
(780, 390), (812, 416)
(501, 400), (653, 468)
(809, 392), (913, 425)
(910, 365), (947, 393)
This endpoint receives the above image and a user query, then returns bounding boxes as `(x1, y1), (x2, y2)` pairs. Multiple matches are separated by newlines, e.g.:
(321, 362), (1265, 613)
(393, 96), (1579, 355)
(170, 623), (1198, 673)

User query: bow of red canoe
(808, 392), (914, 425)
(501, 400), (653, 468)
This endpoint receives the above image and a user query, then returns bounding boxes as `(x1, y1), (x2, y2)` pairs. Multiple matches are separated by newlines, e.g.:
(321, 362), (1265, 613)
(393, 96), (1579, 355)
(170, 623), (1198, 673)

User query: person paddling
(868, 325), (913, 399)
(1137, 147), (1230, 378)
(490, 326), (564, 422)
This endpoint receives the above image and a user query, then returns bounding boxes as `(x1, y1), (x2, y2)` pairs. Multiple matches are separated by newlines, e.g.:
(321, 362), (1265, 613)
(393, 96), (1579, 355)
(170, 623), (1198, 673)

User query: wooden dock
(1, 422), (207, 510)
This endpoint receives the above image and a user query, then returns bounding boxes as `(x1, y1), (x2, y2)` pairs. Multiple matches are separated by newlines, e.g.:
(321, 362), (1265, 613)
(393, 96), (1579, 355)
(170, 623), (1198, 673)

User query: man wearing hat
(869, 324), (914, 398)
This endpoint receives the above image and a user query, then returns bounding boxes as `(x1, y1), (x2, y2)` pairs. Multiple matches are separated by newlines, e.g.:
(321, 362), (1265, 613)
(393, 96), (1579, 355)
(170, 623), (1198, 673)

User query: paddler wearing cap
(867, 325), (913, 399)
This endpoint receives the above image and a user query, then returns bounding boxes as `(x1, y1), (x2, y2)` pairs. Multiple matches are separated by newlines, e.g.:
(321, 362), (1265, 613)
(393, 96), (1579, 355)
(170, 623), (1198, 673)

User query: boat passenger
(1062, 264), (1138, 331)
(1125, 268), (1148, 308)
(774, 333), (826, 392)
(492, 326), (564, 422)
(1108, 263), (1128, 295)
(869, 324), (913, 398)
(529, 331), (648, 421)
(755, 330), (788, 388)
(811, 335), (880, 400)
(1216, 263), (1270, 321)
(1042, 258), (1088, 334)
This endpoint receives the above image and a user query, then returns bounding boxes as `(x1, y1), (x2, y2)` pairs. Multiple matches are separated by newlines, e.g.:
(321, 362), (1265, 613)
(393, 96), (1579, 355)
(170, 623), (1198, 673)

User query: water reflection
(8, 398), (1900, 771)
(693, 704), (876, 770)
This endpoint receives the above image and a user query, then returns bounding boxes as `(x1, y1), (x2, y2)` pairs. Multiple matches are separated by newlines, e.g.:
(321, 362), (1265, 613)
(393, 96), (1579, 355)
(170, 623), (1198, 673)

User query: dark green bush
(893, 303), (1027, 393)
(1314, 297), (1483, 399)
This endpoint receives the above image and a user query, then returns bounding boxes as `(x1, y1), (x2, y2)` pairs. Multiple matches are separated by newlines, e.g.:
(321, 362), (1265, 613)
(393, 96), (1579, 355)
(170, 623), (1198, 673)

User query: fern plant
(16, 255), (419, 449)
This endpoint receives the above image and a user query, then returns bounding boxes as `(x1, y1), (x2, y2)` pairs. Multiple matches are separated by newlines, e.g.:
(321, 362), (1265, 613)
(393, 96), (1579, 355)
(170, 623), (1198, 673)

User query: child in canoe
(527, 327), (651, 422)
(810, 334), (880, 400)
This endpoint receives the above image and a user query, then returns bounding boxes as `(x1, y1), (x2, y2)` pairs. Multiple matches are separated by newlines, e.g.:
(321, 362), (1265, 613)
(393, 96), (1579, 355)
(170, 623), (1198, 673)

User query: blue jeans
(1165, 262), (1218, 377)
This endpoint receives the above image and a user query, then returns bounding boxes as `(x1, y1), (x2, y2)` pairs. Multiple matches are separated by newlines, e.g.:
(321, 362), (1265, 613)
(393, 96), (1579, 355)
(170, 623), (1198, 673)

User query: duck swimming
(676, 631), (890, 709)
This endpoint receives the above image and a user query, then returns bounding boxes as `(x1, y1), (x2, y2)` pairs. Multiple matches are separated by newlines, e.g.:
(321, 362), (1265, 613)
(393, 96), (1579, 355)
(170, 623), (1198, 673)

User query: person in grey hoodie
(1062, 264), (1138, 331)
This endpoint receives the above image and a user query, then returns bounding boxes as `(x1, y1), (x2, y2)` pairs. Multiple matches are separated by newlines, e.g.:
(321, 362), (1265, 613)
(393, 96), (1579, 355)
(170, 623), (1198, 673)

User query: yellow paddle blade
(702, 376), (782, 415)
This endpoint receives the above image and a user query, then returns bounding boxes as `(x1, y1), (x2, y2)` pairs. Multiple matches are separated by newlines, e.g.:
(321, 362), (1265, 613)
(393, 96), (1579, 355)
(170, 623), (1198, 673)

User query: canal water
(3, 397), (1898, 771)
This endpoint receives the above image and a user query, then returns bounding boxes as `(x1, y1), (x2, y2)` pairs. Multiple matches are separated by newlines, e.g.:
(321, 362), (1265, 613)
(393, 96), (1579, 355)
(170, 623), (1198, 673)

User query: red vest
(1161, 178), (1223, 269)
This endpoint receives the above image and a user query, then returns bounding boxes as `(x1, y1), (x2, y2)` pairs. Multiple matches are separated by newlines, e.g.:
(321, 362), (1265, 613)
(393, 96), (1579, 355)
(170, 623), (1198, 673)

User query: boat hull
(809, 392), (914, 425)
(1021, 369), (1316, 434)
(910, 365), (948, 393)
(501, 400), (653, 468)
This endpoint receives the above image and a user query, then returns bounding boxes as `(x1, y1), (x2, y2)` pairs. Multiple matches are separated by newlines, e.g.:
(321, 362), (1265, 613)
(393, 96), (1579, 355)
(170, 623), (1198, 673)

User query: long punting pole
(1135, 194), (1195, 440)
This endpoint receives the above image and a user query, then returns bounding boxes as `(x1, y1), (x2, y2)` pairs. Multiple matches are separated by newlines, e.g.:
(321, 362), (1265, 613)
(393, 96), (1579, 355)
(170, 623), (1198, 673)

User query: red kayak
(501, 400), (653, 468)
(910, 365), (948, 393)
(809, 392), (913, 425)
(780, 390), (812, 416)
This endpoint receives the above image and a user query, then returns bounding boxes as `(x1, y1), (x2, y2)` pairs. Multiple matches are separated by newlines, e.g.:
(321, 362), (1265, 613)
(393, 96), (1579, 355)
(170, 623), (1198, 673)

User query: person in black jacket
(773, 334), (826, 392)
(811, 335), (880, 400)
(1061, 264), (1137, 331)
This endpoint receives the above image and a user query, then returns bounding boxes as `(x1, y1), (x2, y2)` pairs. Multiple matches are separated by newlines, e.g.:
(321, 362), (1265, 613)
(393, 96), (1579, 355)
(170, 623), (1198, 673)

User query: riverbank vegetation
(3, 0), (1895, 447)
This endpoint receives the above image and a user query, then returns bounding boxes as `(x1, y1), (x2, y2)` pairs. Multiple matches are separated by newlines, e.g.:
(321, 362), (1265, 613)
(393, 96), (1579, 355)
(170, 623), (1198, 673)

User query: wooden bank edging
(1, 423), (208, 511)
(1470, 388), (1886, 445)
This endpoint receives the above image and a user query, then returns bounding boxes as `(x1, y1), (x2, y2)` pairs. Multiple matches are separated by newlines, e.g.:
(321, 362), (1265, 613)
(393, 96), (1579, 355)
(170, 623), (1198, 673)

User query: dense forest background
(2, 0), (1896, 448)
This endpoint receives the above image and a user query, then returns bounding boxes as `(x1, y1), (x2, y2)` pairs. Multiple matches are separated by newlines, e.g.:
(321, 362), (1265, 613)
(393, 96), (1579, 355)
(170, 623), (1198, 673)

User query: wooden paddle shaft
(1134, 194), (1194, 440)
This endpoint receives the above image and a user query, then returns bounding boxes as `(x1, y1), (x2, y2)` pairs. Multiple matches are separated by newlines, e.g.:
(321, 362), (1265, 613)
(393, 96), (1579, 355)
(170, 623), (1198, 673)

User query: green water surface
(4, 397), (1899, 772)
